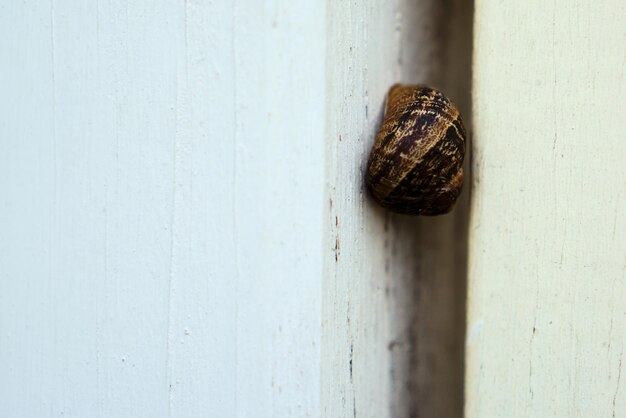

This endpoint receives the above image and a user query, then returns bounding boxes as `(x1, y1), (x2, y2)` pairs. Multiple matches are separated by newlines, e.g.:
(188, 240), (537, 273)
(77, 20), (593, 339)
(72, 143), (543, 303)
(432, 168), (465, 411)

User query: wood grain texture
(0, 1), (324, 417)
(0, 1), (472, 417)
(467, 1), (626, 416)
(323, 1), (472, 417)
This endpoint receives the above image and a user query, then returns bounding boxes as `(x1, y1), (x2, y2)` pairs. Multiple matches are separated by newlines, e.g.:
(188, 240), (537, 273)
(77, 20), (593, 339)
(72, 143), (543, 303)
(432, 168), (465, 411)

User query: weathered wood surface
(467, 1), (626, 416)
(0, 1), (470, 417)
(323, 1), (471, 417)
(1, 1), (324, 416)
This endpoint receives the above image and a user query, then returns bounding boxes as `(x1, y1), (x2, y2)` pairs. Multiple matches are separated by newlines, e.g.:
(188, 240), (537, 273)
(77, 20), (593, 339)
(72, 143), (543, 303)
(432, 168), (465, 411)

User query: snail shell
(365, 84), (466, 216)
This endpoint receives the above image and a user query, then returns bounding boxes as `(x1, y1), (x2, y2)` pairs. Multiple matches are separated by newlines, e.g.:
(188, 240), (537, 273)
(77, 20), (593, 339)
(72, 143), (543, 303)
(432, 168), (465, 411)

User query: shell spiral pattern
(365, 84), (466, 216)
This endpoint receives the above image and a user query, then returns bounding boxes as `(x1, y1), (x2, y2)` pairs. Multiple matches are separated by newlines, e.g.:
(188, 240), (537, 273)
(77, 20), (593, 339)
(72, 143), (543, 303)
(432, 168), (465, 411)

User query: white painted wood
(0, 1), (470, 417)
(0, 1), (324, 416)
(322, 1), (471, 417)
(468, 1), (626, 416)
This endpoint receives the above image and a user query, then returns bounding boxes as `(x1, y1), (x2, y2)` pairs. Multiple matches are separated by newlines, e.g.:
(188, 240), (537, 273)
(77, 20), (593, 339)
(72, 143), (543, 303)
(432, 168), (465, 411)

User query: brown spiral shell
(365, 84), (466, 216)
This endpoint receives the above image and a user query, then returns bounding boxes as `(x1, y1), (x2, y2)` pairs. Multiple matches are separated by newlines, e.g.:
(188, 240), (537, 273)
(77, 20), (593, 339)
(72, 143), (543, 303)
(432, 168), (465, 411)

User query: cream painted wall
(467, 1), (626, 416)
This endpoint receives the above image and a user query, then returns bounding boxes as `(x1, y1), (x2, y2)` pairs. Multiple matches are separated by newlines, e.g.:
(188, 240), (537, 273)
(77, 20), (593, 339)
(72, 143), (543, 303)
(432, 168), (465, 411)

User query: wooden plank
(0, 1), (472, 416)
(322, 1), (472, 417)
(468, 1), (626, 416)
(228, 1), (326, 416)
(1, 1), (180, 415)
(0, 1), (325, 416)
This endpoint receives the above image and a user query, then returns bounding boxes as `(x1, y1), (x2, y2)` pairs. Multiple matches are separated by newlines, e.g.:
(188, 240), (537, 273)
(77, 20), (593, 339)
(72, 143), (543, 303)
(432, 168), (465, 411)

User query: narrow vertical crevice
(388, 1), (473, 417)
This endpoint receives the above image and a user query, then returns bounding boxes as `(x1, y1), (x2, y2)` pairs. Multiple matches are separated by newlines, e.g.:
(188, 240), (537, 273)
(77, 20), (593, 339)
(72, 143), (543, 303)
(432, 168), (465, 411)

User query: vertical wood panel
(166, 0), (238, 416)
(468, 1), (626, 416)
(322, 1), (471, 417)
(230, 1), (326, 416)
(1, 1), (180, 415)
(0, 1), (326, 416)
(0, 1), (471, 417)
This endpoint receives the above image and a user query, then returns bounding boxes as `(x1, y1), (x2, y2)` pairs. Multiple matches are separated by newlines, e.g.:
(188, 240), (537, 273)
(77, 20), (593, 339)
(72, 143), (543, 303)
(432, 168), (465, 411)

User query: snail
(365, 84), (466, 216)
